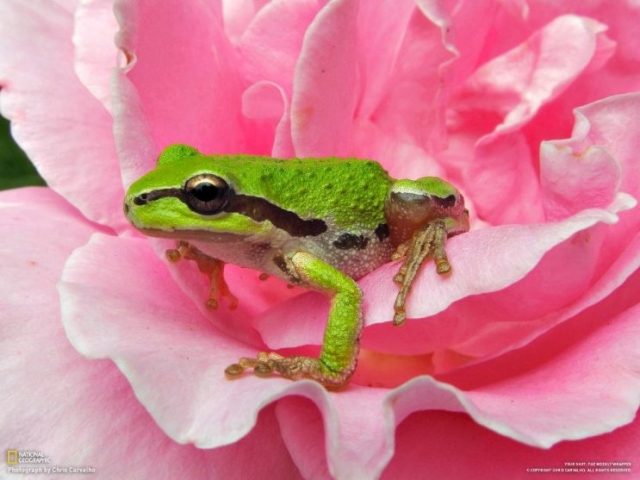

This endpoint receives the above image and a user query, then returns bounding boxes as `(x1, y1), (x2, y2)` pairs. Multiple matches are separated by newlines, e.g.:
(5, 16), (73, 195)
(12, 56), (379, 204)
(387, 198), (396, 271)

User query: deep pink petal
(370, 9), (454, 152)
(258, 196), (634, 357)
(0, 1), (126, 231)
(454, 15), (612, 224)
(242, 81), (295, 157)
(239, 0), (319, 99)
(291, 0), (359, 157)
(381, 297), (640, 449)
(542, 93), (640, 281)
(384, 410), (640, 479)
(355, 0), (415, 120)
(114, 0), (246, 158)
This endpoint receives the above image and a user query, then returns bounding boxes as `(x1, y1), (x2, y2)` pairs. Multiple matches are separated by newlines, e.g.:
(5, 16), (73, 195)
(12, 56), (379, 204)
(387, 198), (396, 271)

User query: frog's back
(201, 154), (392, 230)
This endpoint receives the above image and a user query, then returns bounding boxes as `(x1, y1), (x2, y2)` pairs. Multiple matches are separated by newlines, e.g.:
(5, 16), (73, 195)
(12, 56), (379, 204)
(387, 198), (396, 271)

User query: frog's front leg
(166, 241), (239, 310)
(391, 219), (454, 326)
(225, 251), (362, 389)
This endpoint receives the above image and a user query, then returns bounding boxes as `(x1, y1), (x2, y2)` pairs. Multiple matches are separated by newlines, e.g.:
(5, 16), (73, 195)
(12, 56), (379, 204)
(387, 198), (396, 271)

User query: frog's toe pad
(224, 352), (351, 388)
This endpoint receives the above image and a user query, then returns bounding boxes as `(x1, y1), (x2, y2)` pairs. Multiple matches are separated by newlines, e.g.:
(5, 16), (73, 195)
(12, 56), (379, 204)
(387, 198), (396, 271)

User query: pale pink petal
(526, 1), (640, 70)
(455, 16), (612, 135)
(221, 0), (263, 43)
(508, 4), (640, 175)
(384, 410), (640, 478)
(570, 93), (640, 201)
(277, 388), (393, 479)
(291, 0), (359, 157)
(73, 0), (119, 112)
(444, 230), (640, 365)
(0, 188), (300, 478)
(59, 233), (407, 478)
(60, 234), (309, 445)
(0, 1), (126, 231)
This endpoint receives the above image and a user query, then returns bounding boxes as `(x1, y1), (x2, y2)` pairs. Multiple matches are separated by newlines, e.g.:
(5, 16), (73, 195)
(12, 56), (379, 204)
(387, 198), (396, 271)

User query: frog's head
(123, 144), (266, 240)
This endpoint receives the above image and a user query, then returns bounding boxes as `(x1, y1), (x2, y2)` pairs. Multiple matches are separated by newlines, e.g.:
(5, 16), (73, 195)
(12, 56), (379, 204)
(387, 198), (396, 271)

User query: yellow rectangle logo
(6, 450), (18, 465)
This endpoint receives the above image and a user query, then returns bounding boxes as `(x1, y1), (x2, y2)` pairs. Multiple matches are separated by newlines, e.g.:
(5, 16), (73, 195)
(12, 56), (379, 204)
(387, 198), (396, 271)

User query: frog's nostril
(123, 202), (130, 215)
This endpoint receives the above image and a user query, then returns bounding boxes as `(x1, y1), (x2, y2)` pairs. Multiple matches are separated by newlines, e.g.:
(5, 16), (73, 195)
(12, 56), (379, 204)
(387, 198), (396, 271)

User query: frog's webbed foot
(166, 241), (239, 310)
(225, 352), (352, 390)
(225, 251), (362, 390)
(391, 220), (451, 326)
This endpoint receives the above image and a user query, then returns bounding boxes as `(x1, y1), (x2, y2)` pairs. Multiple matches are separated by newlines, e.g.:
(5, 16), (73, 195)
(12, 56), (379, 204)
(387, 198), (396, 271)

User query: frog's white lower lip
(136, 227), (243, 243)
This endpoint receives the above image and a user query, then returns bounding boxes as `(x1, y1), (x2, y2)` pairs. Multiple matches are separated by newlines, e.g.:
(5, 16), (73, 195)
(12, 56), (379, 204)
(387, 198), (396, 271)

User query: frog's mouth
(125, 184), (329, 239)
(131, 226), (245, 244)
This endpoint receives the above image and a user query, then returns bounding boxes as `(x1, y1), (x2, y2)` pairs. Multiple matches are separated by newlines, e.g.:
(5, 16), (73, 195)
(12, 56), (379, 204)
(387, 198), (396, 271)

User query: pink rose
(2, 0), (639, 478)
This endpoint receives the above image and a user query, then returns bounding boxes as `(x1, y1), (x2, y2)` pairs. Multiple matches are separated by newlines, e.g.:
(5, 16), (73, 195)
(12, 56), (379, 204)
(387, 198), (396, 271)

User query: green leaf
(0, 115), (46, 190)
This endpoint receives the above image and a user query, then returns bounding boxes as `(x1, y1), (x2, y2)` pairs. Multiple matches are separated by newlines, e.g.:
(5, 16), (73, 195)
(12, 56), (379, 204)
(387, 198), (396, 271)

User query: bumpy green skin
(129, 144), (392, 232)
(124, 144), (466, 387)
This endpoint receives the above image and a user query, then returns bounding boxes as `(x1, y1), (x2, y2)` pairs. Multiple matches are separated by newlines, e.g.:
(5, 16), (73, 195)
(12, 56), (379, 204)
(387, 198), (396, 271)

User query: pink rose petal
(381, 300), (640, 449)
(242, 81), (295, 157)
(0, 1), (126, 231)
(73, 0), (119, 112)
(0, 189), (300, 478)
(61, 233), (397, 477)
(355, 0), (415, 120)
(542, 93), (640, 278)
(114, 0), (246, 156)
(257, 195), (634, 356)
(291, 0), (359, 157)
(384, 410), (640, 478)
(541, 143), (621, 221)
(239, 0), (319, 99)
(454, 15), (613, 224)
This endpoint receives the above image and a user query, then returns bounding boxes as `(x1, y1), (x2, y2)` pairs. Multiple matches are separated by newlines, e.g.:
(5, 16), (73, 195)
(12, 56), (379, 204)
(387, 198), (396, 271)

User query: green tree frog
(124, 144), (469, 389)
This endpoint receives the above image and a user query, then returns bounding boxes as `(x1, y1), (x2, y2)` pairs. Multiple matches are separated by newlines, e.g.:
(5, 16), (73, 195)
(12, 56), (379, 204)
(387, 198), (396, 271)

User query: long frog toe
(225, 353), (353, 388)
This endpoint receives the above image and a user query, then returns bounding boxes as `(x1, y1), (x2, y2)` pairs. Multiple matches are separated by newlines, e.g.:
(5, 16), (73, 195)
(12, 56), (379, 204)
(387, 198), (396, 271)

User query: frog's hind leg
(166, 241), (239, 310)
(225, 251), (362, 390)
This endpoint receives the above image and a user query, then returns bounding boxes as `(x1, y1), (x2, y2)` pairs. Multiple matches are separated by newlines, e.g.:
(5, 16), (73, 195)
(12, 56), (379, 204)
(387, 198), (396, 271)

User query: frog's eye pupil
(193, 182), (219, 202)
(184, 174), (229, 214)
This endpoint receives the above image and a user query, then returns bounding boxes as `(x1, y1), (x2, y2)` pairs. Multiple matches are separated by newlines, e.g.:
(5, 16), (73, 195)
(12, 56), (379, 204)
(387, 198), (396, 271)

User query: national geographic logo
(5, 449), (96, 475)
(5, 449), (51, 465)
(6, 450), (17, 465)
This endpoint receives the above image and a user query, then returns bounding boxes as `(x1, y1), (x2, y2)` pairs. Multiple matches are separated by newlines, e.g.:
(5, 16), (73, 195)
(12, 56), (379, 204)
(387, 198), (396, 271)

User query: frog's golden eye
(184, 174), (229, 215)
